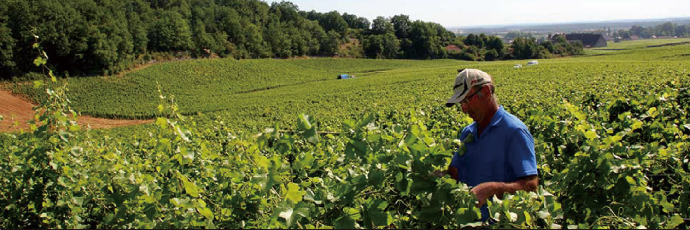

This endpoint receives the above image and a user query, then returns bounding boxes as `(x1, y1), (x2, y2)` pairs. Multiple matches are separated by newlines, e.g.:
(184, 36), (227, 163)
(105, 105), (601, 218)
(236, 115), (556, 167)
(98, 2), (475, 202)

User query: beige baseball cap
(445, 69), (493, 107)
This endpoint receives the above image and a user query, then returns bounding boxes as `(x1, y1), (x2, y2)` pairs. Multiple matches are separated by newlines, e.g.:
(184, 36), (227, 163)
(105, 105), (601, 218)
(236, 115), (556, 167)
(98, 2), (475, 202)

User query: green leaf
(463, 133), (474, 143)
(357, 112), (376, 129)
(276, 203), (308, 227)
(660, 196), (675, 213)
(103, 213), (114, 223)
(297, 114), (312, 131)
(198, 207), (214, 220)
(344, 207), (361, 219)
(667, 215), (684, 229)
(179, 173), (199, 197)
(367, 170), (384, 186)
(632, 120), (644, 130)
(72, 196), (84, 206)
(256, 155), (270, 169)
(294, 208), (309, 219)
(625, 176), (636, 185)
(34, 57), (46, 66)
(156, 117), (167, 129)
(49, 70), (56, 82)
(33, 80), (43, 89)
(278, 207), (294, 223)
(286, 182), (305, 203)
(365, 199), (389, 227)
(335, 215), (356, 229)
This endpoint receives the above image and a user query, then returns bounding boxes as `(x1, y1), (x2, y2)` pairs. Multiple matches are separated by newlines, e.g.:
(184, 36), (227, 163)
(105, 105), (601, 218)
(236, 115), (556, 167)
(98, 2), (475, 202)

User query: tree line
(0, 0), (583, 80)
(614, 22), (690, 40)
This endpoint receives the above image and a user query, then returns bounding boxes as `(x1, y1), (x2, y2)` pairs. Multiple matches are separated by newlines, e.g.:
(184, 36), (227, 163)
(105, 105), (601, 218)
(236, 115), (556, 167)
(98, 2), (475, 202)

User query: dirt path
(0, 89), (153, 133)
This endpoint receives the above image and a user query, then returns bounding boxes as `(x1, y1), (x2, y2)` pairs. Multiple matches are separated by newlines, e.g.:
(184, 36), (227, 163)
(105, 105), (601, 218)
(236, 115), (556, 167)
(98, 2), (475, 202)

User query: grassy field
(9, 40), (690, 131)
(585, 38), (690, 56)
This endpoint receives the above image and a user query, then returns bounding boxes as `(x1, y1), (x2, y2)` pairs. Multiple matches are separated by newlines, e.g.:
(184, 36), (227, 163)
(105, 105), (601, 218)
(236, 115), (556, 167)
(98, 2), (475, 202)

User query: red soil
(0, 89), (153, 133)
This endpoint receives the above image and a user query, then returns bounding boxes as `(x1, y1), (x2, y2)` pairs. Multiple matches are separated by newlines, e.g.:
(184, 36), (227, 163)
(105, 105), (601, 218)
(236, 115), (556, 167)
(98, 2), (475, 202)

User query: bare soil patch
(1, 89), (153, 133)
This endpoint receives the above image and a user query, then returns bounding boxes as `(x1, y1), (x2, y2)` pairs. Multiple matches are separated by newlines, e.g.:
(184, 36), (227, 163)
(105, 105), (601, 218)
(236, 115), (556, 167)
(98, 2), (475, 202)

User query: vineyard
(1, 39), (690, 228)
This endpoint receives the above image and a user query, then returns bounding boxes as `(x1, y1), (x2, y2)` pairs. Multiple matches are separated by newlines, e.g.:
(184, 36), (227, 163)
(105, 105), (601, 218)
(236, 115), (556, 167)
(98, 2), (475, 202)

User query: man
(438, 68), (539, 222)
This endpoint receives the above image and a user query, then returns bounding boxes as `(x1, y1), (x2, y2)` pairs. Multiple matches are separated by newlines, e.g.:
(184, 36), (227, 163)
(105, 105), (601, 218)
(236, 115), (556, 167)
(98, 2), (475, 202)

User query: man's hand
(470, 182), (504, 207)
(430, 170), (447, 177)
(470, 175), (539, 207)
(429, 166), (458, 180)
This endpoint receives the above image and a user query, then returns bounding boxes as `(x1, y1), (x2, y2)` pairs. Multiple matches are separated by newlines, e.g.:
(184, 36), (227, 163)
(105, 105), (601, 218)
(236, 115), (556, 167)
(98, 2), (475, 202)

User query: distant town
(450, 16), (690, 47)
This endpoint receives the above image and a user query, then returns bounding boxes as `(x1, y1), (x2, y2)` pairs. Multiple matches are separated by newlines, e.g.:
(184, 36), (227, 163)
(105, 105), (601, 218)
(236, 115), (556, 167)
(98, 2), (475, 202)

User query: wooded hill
(0, 0), (583, 79)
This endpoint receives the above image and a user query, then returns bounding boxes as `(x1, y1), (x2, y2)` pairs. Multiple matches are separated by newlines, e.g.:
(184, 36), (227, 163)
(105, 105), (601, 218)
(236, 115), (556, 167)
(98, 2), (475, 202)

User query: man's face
(460, 86), (483, 121)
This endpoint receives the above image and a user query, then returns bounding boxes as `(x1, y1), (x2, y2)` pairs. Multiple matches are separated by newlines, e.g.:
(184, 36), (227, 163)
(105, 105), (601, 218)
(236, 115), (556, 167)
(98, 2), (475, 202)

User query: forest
(0, 0), (582, 79)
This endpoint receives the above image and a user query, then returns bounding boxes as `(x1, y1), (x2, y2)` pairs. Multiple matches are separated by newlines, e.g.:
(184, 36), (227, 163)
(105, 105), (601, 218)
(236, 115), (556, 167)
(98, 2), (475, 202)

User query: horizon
(264, 0), (690, 28)
(451, 16), (690, 29)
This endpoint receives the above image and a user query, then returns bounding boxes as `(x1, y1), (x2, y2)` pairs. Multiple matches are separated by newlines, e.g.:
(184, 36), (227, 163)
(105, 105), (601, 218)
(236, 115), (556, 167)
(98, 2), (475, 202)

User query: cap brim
(445, 90), (467, 107)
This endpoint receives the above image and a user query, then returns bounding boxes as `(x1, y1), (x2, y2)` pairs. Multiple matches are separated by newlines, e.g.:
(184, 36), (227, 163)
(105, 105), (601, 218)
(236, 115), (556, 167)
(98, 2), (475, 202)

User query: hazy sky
(264, 0), (690, 28)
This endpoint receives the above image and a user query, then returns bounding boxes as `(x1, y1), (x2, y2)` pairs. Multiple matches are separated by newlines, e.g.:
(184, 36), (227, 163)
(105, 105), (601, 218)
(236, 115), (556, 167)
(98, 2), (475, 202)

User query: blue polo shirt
(450, 106), (538, 221)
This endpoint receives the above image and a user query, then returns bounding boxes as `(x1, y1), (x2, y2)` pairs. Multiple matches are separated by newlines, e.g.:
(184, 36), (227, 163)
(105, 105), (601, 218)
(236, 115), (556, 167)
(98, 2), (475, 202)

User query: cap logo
(452, 78), (469, 100)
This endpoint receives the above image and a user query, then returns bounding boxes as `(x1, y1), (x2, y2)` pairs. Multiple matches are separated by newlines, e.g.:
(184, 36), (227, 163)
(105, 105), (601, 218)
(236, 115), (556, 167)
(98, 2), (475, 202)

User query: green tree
(408, 20), (445, 59)
(342, 13), (357, 29)
(342, 13), (369, 30)
(192, 19), (215, 56)
(244, 21), (266, 58)
(364, 32), (399, 59)
(270, 1), (301, 24)
(265, 15), (291, 58)
(148, 11), (193, 52)
(484, 49), (498, 61)
(320, 30), (340, 55)
(391, 14), (412, 38)
(658, 22), (675, 36)
(319, 11), (348, 35)
(217, 7), (244, 49)
(0, 8), (16, 78)
(304, 19), (326, 55)
(676, 25), (688, 37)
(370, 16), (394, 35)
(128, 13), (149, 54)
(485, 36), (504, 55)
(304, 10), (321, 21)
(464, 34), (484, 48)
(510, 37), (539, 59)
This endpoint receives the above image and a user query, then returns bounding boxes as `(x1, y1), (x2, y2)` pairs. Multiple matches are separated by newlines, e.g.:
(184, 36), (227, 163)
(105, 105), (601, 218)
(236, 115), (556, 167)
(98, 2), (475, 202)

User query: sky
(264, 0), (690, 28)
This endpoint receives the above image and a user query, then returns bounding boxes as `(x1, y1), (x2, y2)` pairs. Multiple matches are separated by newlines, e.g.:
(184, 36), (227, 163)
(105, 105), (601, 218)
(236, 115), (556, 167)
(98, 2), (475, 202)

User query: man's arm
(470, 175), (538, 207)
(447, 165), (458, 181)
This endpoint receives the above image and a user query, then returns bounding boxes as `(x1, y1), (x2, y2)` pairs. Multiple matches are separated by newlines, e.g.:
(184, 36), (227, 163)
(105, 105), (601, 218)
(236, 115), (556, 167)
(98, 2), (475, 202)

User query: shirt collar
(490, 106), (506, 127)
(468, 106), (505, 137)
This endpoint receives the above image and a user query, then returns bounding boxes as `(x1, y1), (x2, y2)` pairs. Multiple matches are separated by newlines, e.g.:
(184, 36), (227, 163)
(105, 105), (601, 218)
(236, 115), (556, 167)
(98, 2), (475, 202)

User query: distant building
(444, 45), (462, 52)
(564, 33), (607, 48)
(551, 33), (607, 48)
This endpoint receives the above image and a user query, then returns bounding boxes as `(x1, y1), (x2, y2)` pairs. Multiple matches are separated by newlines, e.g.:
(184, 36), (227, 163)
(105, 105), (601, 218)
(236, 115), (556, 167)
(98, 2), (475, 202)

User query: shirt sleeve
(507, 127), (538, 180)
